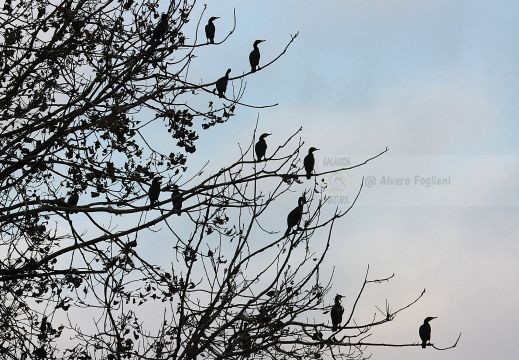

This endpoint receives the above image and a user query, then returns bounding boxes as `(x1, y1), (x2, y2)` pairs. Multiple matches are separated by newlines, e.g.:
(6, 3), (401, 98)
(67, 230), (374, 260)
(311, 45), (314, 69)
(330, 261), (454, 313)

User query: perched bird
(215, 69), (231, 98)
(148, 177), (161, 209)
(66, 191), (79, 214)
(330, 294), (345, 331)
(67, 192), (79, 206)
(40, 316), (47, 333)
(255, 133), (271, 161)
(205, 16), (219, 44)
(285, 196), (305, 237)
(249, 39), (265, 73)
(65, 191), (79, 214)
(419, 317), (437, 349)
(304, 147), (319, 179)
(171, 185), (183, 216)
(152, 13), (168, 41)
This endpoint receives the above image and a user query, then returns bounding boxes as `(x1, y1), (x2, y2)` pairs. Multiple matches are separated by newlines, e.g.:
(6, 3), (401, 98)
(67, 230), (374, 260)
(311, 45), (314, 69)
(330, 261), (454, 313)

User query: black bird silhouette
(304, 147), (319, 179)
(171, 185), (183, 216)
(419, 317), (437, 349)
(331, 294), (344, 331)
(67, 192), (79, 206)
(152, 13), (168, 41)
(148, 177), (161, 209)
(255, 133), (271, 161)
(285, 196), (305, 237)
(205, 16), (219, 44)
(215, 69), (231, 98)
(40, 316), (47, 333)
(66, 191), (79, 214)
(249, 39), (265, 73)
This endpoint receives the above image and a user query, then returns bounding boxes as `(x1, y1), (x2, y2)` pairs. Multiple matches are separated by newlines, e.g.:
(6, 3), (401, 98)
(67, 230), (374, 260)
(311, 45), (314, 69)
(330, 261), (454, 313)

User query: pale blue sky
(148, 1), (519, 359)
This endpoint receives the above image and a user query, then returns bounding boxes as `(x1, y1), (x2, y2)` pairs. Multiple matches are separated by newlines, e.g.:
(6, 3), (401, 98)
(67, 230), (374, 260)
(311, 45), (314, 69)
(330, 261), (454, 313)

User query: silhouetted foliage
(0, 1), (460, 359)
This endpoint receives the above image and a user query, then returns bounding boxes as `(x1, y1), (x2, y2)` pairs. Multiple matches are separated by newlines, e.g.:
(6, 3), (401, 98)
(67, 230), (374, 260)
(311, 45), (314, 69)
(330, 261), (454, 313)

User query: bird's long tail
(306, 173), (311, 179)
(284, 227), (291, 237)
(421, 341), (426, 349)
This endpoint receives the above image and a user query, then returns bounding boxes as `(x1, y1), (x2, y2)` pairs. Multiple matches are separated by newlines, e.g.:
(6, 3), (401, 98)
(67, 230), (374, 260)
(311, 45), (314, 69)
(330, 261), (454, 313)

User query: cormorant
(330, 294), (344, 331)
(205, 16), (219, 44)
(148, 177), (161, 209)
(67, 192), (79, 206)
(66, 191), (79, 214)
(255, 133), (271, 161)
(152, 13), (168, 41)
(304, 147), (319, 179)
(419, 316), (436, 349)
(249, 40), (265, 73)
(285, 196), (305, 237)
(171, 185), (183, 216)
(215, 69), (231, 98)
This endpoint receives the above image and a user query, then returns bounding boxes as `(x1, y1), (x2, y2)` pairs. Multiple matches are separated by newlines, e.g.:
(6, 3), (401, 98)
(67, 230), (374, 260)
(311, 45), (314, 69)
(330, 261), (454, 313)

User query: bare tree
(0, 0), (460, 359)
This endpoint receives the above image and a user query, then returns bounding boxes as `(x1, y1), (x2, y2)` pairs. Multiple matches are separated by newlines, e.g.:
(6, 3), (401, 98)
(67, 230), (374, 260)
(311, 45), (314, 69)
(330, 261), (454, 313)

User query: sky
(147, 1), (519, 359)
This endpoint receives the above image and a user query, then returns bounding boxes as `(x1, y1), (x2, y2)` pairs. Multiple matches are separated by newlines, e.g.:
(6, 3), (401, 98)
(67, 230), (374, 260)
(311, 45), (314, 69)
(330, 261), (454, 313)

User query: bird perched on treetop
(65, 191), (79, 214)
(249, 39), (265, 73)
(67, 192), (79, 206)
(330, 294), (344, 331)
(205, 16), (219, 44)
(304, 147), (319, 179)
(255, 133), (271, 161)
(152, 13), (168, 41)
(215, 69), (231, 98)
(171, 185), (183, 216)
(148, 177), (161, 209)
(285, 195), (305, 237)
(419, 316), (437, 349)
